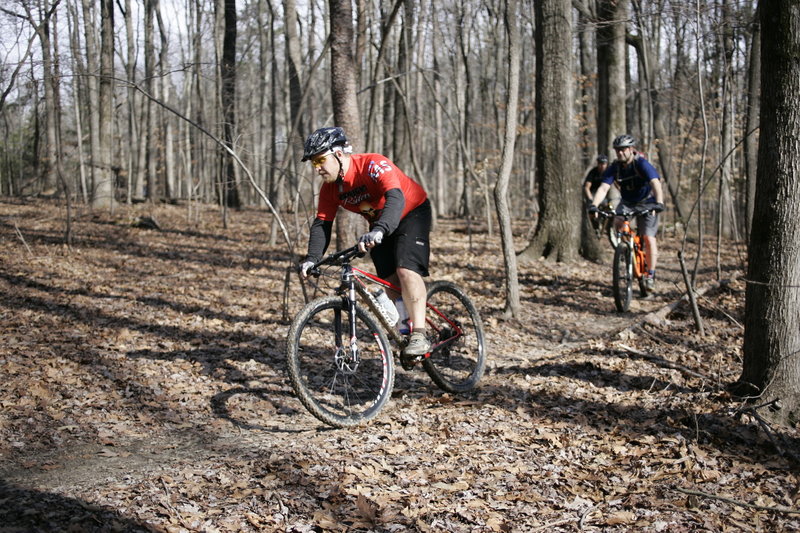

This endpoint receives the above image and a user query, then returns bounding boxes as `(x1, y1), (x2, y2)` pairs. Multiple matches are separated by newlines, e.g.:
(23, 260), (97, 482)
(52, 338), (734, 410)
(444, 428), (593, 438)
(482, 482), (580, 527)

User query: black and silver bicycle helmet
(612, 134), (636, 149)
(301, 126), (349, 161)
(597, 154), (609, 163)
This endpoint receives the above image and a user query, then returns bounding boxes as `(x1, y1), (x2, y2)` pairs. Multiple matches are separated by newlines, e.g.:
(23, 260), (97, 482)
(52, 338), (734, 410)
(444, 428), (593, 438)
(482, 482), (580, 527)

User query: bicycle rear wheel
(422, 281), (487, 393)
(286, 296), (394, 427)
(612, 244), (633, 312)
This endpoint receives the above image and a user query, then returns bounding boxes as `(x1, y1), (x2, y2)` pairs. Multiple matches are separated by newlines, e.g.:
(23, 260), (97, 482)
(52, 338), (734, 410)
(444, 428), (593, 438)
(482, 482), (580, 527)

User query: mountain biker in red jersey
(587, 134), (665, 291)
(298, 126), (433, 358)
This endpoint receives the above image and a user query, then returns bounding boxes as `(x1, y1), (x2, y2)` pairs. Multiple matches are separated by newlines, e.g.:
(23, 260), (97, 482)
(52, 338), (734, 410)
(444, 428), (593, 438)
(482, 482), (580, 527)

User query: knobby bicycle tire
(612, 243), (633, 312)
(422, 281), (487, 393)
(638, 275), (650, 298)
(285, 296), (395, 427)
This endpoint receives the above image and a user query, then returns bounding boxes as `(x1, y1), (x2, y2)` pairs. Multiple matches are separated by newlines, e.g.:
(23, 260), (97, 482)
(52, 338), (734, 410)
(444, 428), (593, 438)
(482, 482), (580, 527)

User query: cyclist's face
(614, 146), (634, 163)
(310, 151), (339, 183)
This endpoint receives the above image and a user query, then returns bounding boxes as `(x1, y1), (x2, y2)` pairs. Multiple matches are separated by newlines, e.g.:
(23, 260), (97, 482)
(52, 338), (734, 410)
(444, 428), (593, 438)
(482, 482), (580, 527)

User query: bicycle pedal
(400, 353), (423, 370)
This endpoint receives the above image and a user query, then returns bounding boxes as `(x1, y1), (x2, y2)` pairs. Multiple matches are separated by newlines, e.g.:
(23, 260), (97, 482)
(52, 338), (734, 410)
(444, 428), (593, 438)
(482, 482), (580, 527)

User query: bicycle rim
(612, 244), (633, 312)
(285, 296), (394, 427)
(422, 281), (487, 393)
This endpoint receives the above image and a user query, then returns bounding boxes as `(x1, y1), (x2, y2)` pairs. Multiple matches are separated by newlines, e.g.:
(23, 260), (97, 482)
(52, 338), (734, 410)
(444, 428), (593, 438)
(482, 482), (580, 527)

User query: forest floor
(0, 198), (798, 533)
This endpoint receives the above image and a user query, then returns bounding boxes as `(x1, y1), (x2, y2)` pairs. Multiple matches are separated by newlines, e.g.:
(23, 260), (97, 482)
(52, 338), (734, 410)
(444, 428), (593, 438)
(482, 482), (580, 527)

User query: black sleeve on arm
(372, 188), (405, 236)
(306, 217), (333, 263)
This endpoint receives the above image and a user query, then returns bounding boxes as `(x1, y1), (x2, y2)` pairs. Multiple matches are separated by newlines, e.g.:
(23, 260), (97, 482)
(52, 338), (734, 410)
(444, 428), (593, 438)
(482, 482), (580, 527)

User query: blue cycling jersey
(601, 154), (660, 204)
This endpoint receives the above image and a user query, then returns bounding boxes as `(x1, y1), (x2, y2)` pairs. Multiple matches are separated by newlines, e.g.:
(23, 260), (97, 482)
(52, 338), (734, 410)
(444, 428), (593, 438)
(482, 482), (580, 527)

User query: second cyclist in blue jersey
(587, 134), (665, 291)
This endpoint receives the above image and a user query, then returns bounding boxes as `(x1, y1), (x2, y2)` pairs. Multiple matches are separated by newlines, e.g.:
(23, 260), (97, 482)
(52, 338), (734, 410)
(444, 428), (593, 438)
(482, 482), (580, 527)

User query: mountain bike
(599, 208), (652, 312)
(286, 245), (487, 428)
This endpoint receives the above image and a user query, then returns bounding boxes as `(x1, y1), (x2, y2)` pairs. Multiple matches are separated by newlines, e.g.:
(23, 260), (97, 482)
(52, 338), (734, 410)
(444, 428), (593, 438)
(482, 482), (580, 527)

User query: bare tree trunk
(93, 0), (115, 209)
(365, 0), (402, 151)
(576, 0), (596, 167)
(737, 0), (800, 427)
(123, 0), (138, 203)
(24, 1), (58, 195)
(220, 0), (240, 209)
(576, 0), (608, 262)
(718, 0), (738, 245)
(79, 0), (100, 201)
(144, 0), (156, 202)
(155, 3), (175, 201)
(390, 3), (412, 171)
(518, 0), (580, 263)
(627, 7), (687, 223)
(284, 0), (305, 143)
(495, 0), (521, 318)
(433, 47), (445, 217)
(66, 2), (88, 203)
(329, 0), (366, 249)
(744, 4), (761, 241)
(47, 8), (74, 240)
(596, 0), (627, 156)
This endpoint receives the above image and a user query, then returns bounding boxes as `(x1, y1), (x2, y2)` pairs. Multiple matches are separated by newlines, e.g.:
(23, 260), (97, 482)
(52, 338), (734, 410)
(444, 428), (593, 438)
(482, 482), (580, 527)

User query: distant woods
(0, 0), (760, 242)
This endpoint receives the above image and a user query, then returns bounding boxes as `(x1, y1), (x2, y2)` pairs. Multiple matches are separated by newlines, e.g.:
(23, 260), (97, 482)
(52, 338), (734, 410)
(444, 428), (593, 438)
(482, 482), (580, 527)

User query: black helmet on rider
(597, 154), (609, 163)
(302, 126), (350, 161)
(612, 134), (636, 149)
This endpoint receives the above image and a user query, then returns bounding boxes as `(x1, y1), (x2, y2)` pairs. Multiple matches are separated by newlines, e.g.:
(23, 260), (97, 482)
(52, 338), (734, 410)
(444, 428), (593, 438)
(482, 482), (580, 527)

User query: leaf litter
(0, 199), (798, 532)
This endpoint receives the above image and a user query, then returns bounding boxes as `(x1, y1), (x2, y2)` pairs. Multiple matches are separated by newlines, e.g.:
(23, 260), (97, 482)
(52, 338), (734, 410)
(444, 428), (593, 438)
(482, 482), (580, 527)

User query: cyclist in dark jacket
(587, 134), (665, 291)
(583, 154), (609, 205)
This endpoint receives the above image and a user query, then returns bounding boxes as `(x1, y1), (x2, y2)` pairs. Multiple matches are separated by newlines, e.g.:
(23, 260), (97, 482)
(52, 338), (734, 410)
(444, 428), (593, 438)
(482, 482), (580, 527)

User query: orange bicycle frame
(619, 219), (648, 279)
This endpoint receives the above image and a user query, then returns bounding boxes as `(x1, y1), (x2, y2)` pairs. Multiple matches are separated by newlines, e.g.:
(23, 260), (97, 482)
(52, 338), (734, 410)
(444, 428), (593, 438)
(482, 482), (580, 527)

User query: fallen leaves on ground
(0, 199), (797, 532)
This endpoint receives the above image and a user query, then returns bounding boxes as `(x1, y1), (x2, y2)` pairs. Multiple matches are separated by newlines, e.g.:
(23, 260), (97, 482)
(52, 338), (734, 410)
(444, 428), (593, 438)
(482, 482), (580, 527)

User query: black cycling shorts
(371, 199), (432, 279)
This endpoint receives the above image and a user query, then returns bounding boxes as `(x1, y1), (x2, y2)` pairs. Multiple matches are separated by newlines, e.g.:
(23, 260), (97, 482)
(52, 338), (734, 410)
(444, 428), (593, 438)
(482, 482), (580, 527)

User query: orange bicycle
(599, 208), (652, 312)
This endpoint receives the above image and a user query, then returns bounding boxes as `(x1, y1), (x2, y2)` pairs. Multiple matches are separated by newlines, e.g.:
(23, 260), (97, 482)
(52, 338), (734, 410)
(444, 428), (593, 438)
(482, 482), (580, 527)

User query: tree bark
(737, 0), (800, 427)
(93, 0), (115, 209)
(24, 0), (59, 195)
(744, 4), (761, 241)
(220, 0), (241, 209)
(494, 0), (521, 318)
(517, 0), (580, 263)
(80, 0), (101, 201)
(284, 0), (305, 144)
(144, 0), (156, 202)
(596, 0), (627, 156)
(123, 0), (138, 203)
(329, 0), (366, 248)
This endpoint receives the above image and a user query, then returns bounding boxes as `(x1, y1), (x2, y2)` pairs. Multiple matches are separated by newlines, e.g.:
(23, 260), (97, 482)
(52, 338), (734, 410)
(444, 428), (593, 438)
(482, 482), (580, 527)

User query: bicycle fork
(632, 237), (647, 279)
(331, 269), (361, 373)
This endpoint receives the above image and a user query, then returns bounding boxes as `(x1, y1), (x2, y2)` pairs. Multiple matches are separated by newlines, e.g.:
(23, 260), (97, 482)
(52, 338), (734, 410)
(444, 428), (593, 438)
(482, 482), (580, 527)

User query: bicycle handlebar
(306, 245), (366, 277)
(596, 207), (655, 219)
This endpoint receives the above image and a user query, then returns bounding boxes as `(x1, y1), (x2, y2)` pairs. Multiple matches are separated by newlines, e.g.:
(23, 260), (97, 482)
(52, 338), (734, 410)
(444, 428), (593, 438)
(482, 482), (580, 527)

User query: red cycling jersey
(315, 153), (427, 225)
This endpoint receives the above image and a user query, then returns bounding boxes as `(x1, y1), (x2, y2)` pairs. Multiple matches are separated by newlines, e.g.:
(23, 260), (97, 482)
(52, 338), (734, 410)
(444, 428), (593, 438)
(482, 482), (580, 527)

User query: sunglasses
(311, 152), (332, 168)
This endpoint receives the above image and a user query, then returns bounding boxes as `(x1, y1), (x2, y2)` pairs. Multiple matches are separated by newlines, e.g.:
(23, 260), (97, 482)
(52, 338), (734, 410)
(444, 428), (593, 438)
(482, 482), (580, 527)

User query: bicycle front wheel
(285, 296), (394, 428)
(612, 243), (633, 312)
(606, 219), (620, 249)
(422, 281), (487, 393)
